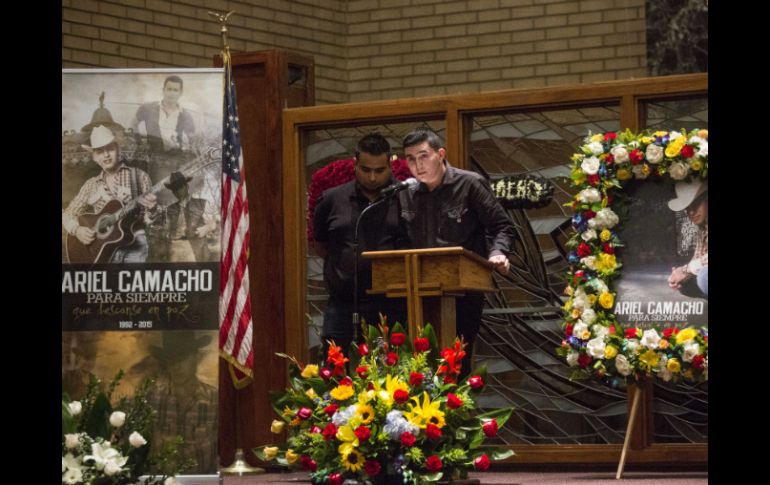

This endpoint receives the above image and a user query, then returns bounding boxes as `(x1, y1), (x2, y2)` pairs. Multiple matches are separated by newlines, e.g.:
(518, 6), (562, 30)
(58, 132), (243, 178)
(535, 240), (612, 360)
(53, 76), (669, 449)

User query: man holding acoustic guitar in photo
(62, 124), (159, 264)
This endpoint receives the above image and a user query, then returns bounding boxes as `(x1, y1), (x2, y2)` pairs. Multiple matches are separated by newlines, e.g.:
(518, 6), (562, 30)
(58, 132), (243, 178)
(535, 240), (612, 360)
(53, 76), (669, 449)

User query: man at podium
(313, 133), (408, 358)
(400, 128), (515, 377)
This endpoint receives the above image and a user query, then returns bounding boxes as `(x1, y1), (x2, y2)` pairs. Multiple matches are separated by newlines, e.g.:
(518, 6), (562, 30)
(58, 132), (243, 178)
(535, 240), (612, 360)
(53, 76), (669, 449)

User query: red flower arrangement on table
(306, 158), (412, 241)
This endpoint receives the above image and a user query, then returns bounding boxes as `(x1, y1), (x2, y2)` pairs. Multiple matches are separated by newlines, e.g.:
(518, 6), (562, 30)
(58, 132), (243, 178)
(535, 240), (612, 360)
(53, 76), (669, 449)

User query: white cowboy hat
(81, 125), (117, 151)
(668, 179), (707, 212)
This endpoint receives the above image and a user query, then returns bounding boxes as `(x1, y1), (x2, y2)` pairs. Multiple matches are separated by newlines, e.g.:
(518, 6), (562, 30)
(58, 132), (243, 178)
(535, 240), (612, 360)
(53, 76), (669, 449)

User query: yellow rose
(563, 299), (573, 311)
(689, 159), (703, 171)
(639, 349), (659, 369)
(270, 419), (285, 434)
(666, 358), (681, 373)
(596, 253), (617, 273)
(285, 449), (299, 464)
(617, 168), (632, 181)
(604, 345), (618, 359)
(665, 137), (686, 158)
(588, 294), (597, 305)
(301, 364), (319, 378)
(580, 329), (591, 340)
(697, 129), (708, 139)
(599, 292), (614, 309)
(675, 328), (698, 345)
(640, 164), (650, 176)
(600, 229), (612, 242)
(263, 446), (279, 460)
(571, 308), (582, 319)
(658, 339), (670, 350)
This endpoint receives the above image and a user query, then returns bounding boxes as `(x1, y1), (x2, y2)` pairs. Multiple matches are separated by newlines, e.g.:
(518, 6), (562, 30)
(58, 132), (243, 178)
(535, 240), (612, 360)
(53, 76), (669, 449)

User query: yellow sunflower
(340, 448), (365, 472)
(356, 403), (375, 425)
(330, 384), (354, 401)
(404, 391), (446, 429)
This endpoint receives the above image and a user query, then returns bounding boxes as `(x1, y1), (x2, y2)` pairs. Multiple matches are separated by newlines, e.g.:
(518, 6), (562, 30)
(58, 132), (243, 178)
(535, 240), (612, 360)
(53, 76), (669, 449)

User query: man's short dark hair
(164, 75), (184, 90)
(355, 133), (391, 161)
(402, 127), (444, 151)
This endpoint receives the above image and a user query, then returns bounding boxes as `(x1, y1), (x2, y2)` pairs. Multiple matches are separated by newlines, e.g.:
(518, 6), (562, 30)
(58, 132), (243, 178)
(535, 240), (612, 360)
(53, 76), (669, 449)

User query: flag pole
(209, 9), (264, 476)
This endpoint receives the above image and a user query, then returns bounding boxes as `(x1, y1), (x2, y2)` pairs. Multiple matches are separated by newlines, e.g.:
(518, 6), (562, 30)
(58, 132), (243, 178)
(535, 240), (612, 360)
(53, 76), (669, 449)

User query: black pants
(456, 292), (485, 379)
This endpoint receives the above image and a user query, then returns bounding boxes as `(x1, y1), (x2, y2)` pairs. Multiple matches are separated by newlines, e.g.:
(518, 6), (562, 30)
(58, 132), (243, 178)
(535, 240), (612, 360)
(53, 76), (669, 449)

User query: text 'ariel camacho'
(61, 269), (214, 294)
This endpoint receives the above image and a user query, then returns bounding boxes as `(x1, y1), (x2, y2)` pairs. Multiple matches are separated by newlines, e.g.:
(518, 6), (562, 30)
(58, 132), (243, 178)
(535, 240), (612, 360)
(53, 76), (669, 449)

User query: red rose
(400, 431), (416, 447)
(662, 328), (676, 338)
(324, 404), (339, 417)
(319, 367), (332, 381)
(409, 372), (424, 386)
(605, 153), (614, 165)
(681, 145), (695, 158)
(356, 366), (368, 378)
(354, 425), (371, 441)
(603, 242), (614, 254)
(426, 455), (443, 472)
(414, 337), (430, 352)
(447, 392), (463, 409)
(339, 376), (353, 386)
(443, 374), (456, 384)
(565, 323), (574, 337)
(629, 149), (644, 164)
(577, 242), (591, 257)
(309, 425), (322, 434)
(474, 454), (491, 471)
(583, 210), (596, 219)
(364, 460), (381, 477)
(692, 354), (705, 369)
(300, 455), (317, 471)
(588, 174), (600, 186)
(328, 473), (344, 485)
(297, 407), (313, 420)
(604, 132), (617, 140)
(390, 332), (406, 346)
(608, 325), (616, 334)
(625, 328), (639, 339)
(358, 343), (369, 356)
(482, 419), (498, 438)
(577, 353), (592, 368)
(367, 382), (375, 391)
(322, 423), (338, 441)
(426, 423), (443, 440)
(385, 352), (399, 366)
(468, 375), (484, 390)
(394, 389), (410, 404)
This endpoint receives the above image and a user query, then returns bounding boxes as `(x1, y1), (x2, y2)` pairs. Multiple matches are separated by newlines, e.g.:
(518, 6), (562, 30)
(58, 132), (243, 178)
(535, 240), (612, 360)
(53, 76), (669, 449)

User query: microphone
(380, 177), (418, 197)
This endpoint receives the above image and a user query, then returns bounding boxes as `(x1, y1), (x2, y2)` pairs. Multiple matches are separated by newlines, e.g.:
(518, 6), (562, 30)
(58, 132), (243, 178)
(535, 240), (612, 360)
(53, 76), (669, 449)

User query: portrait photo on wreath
(612, 178), (708, 329)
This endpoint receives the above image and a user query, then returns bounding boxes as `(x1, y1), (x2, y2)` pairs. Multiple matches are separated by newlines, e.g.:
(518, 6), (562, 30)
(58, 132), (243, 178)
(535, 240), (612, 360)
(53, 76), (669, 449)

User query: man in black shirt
(399, 127), (515, 377)
(313, 133), (408, 358)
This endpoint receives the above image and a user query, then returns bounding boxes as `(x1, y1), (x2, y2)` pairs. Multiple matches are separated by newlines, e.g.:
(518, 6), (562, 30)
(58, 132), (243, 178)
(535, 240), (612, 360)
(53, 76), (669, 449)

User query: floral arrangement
(556, 129), (708, 383)
(307, 158), (412, 241)
(62, 371), (193, 485)
(490, 174), (555, 209)
(255, 318), (514, 484)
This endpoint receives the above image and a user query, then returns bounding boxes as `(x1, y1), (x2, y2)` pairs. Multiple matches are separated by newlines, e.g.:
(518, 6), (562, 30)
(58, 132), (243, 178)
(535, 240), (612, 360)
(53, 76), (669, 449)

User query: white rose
(581, 156), (600, 175)
(640, 329), (661, 349)
(592, 323), (608, 339)
(682, 342), (700, 362)
(696, 140), (708, 157)
(581, 255), (597, 270)
(615, 354), (631, 376)
(68, 401), (82, 416)
(572, 322), (588, 338)
(587, 142), (604, 155)
(104, 461), (122, 476)
(587, 336), (606, 358)
(658, 368), (673, 382)
(668, 161), (690, 180)
(610, 145), (629, 163)
(589, 278), (609, 294)
(65, 433), (80, 449)
(668, 130), (683, 140)
(588, 208), (619, 230)
(581, 308), (597, 325)
(572, 288), (590, 310)
(577, 187), (602, 203)
(129, 431), (147, 448)
(581, 229), (597, 242)
(645, 144), (664, 164)
(566, 351), (579, 367)
(632, 164), (649, 179)
(165, 478), (180, 485)
(109, 411), (126, 428)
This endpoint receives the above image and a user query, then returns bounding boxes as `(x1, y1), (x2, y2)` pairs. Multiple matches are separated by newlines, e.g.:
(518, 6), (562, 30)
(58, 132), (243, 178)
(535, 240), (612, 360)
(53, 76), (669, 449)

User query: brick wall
(62, 0), (647, 105)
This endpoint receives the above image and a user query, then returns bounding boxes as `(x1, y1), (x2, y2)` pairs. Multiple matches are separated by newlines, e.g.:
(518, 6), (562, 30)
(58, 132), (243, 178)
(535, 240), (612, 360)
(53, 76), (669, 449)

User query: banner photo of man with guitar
(62, 69), (225, 474)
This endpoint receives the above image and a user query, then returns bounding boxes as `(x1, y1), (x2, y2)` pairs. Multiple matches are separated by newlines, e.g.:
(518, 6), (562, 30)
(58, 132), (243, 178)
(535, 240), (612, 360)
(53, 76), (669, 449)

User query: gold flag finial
(207, 10), (235, 52)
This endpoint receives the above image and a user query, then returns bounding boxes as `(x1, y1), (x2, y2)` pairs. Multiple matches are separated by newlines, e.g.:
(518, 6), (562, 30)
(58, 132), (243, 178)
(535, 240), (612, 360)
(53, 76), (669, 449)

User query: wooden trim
(495, 443), (707, 465)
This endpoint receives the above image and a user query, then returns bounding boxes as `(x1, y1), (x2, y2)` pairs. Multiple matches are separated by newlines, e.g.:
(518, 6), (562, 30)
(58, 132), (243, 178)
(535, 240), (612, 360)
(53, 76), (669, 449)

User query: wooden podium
(362, 247), (496, 348)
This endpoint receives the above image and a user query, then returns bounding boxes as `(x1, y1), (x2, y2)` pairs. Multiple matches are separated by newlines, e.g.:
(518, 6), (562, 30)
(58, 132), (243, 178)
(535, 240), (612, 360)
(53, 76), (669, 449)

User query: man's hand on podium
(489, 254), (510, 275)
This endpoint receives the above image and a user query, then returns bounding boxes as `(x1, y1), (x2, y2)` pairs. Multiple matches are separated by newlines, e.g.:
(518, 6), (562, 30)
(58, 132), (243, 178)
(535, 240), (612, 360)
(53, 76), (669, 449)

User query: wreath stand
(616, 380), (651, 479)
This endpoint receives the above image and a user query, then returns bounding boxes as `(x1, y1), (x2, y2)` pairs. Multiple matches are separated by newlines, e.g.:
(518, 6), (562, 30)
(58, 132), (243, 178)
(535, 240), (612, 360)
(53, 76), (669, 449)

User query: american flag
(219, 54), (253, 385)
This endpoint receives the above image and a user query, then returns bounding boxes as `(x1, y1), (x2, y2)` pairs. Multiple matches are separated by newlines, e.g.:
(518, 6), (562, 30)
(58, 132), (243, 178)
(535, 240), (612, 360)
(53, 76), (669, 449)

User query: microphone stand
(352, 195), (390, 344)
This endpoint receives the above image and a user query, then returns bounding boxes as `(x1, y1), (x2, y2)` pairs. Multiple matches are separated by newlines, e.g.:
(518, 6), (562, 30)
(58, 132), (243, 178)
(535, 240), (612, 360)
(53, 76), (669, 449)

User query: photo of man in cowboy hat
(667, 178), (708, 299)
(62, 124), (158, 263)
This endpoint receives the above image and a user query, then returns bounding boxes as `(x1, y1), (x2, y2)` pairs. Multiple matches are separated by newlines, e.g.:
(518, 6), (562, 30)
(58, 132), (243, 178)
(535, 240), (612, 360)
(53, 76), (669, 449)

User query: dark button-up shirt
(398, 161), (515, 258)
(313, 179), (406, 300)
